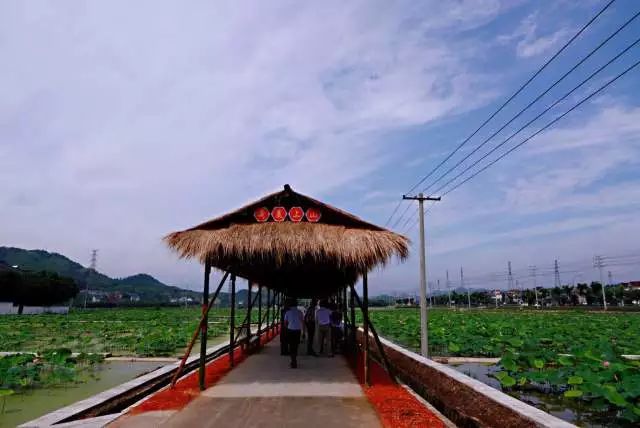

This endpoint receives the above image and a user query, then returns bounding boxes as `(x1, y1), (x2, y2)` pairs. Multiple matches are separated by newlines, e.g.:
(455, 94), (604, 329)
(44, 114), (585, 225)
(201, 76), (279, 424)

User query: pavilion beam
(198, 260), (211, 391)
(352, 288), (396, 383)
(362, 272), (370, 386)
(229, 273), (236, 367)
(171, 270), (229, 388)
(234, 291), (260, 344)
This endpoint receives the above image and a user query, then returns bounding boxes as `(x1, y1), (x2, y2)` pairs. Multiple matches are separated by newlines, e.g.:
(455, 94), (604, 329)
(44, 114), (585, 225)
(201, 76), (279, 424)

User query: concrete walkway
(113, 340), (381, 428)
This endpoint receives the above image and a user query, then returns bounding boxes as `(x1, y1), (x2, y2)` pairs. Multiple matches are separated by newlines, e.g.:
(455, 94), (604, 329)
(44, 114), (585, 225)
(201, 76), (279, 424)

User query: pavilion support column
(199, 260), (211, 391)
(363, 272), (370, 386)
(266, 288), (271, 337)
(258, 284), (263, 336)
(229, 273), (236, 367)
(350, 286), (356, 353)
(246, 282), (253, 347)
(342, 286), (347, 349)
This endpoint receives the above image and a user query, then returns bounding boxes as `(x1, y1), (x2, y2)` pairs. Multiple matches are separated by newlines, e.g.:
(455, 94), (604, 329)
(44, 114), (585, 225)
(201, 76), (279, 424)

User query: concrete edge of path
(373, 333), (577, 428)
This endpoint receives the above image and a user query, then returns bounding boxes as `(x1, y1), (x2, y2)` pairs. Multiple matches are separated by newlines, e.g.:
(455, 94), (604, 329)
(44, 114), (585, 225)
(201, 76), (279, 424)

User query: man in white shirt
(315, 300), (333, 357)
(283, 299), (305, 368)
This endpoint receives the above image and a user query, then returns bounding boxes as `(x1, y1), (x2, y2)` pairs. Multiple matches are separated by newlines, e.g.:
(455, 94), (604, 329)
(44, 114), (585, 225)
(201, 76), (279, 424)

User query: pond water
(451, 363), (635, 428)
(0, 361), (163, 428)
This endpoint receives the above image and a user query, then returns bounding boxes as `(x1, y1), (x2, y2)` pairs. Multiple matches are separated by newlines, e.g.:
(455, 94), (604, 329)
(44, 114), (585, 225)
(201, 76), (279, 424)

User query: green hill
(0, 247), (200, 304)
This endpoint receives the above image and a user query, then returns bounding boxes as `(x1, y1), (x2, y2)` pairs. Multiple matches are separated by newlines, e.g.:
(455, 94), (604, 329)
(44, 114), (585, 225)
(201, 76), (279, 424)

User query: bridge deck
(112, 340), (381, 427)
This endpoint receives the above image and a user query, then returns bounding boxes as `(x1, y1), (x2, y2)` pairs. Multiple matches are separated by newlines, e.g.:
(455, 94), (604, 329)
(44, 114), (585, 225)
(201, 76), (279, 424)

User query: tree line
(428, 282), (640, 307)
(0, 269), (78, 313)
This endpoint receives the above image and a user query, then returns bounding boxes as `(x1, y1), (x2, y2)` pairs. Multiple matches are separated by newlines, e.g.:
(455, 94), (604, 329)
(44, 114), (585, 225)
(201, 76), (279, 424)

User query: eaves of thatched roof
(164, 185), (408, 296)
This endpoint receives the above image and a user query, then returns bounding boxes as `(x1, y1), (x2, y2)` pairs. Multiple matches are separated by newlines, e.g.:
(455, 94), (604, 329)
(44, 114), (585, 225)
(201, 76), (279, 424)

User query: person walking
(304, 299), (318, 356)
(283, 298), (304, 368)
(316, 299), (333, 357)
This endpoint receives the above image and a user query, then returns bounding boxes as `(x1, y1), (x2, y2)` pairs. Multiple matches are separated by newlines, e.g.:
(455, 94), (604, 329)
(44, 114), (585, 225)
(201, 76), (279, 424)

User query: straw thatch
(164, 185), (408, 295)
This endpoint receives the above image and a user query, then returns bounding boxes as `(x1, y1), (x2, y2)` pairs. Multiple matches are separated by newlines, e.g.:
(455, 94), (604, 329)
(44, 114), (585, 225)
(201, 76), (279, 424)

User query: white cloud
(499, 12), (572, 58)
(0, 0), (507, 286)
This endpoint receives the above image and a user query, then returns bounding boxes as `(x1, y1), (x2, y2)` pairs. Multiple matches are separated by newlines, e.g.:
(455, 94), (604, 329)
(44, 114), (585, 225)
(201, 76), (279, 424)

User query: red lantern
(254, 207), (270, 222)
(305, 207), (321, 223)
(271, 206), (287, 222)
(289, 206), (304, 222)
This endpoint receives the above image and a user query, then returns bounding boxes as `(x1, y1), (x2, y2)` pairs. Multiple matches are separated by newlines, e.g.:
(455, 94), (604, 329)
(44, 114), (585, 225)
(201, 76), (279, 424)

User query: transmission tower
(507, 261), (513, 290)
(461, 267), (470, 309)
(529, 265), (539, 308)
(554, 259), (561, 288)
(593, 255), (607, 311)
(608, 270), (613, 287)
(84, 249), (98, 309)
(446, 270), (452, 307)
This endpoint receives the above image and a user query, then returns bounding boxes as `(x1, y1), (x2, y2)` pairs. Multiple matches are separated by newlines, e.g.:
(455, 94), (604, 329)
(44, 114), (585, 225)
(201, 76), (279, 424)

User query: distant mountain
(0, 247), (200, 304)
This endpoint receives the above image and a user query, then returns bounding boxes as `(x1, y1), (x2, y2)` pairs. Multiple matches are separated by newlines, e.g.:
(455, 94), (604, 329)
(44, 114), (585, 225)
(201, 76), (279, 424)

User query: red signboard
(271, 206), (287, 222)
(253, 207), (270, 222)
(289, 206), (304, 222)
(305, 207), (321, 223)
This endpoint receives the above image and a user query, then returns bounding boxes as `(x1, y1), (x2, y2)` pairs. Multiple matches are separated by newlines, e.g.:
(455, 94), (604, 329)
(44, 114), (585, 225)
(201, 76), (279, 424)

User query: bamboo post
(350, 286), (356, 352)
(170, 271), (229, 388)
(246, 282), (253, 347)
(229, 274), (236, 367)
(352, 288), (396, 382)
(198, 260), (211, 391)
(363, 272), (370, 386)
(342, 286), (347, 350)
(266, 288), (271, 337)
(258, 284), (263, 336)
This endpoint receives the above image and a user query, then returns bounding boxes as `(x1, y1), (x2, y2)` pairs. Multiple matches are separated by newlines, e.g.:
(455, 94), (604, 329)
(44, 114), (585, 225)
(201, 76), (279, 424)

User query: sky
(2, 0), (640, 295)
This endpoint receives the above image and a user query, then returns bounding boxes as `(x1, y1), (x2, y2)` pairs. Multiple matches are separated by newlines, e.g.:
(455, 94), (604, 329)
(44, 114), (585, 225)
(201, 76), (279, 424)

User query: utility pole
(402, 193), (441, 357)
(84, 249), (98, 309)
(461, 267), (470, 309)
(529, 265), (539, 308)
(554, 259), (561, 288)
(594, 255), (607, 311)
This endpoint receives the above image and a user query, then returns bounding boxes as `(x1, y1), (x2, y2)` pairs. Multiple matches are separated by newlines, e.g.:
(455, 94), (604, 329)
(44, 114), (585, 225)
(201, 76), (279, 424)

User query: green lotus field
(369, 308), (640, 423)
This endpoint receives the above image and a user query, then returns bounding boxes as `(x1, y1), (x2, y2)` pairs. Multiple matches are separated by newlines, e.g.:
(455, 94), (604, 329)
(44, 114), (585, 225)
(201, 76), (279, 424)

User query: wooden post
(352, 288), (396, 382)
(199, 260), (211, 391)
(342, 286), (347, 349)
(362, 272), (370, 386)
(350, 286), (356, 352)
(258, 284), (263, 336)
(246, 282), (253, 347)
(229, 273), (236, 367)
(266, 288), (271, 337)
(171, 271), (229, 388)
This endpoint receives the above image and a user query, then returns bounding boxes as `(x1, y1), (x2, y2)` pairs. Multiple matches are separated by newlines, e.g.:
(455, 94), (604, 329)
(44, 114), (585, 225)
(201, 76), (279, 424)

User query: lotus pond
(0, 307), (233, 357)
(368, 308), (640, 426)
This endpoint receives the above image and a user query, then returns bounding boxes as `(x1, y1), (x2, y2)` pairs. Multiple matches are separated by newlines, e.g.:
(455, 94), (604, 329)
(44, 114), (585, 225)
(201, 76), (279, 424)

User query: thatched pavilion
(165, 184), (409, 389)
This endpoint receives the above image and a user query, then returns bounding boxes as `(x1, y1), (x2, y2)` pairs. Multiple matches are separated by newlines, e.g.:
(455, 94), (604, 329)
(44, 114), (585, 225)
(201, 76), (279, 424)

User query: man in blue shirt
(283, 299), (305, 368)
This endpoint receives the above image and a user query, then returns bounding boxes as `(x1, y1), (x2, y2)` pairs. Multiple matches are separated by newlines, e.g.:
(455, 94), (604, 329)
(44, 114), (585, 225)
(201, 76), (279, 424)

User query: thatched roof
(165, 185), (408, 296)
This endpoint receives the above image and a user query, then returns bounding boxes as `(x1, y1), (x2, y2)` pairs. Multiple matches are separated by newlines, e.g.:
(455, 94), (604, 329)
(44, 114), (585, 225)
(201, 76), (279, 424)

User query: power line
(420, 9), (640, 194)
(401, 0), (618, 197)
(437, 49), (640, 197)
(384, 0), (617, 229)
